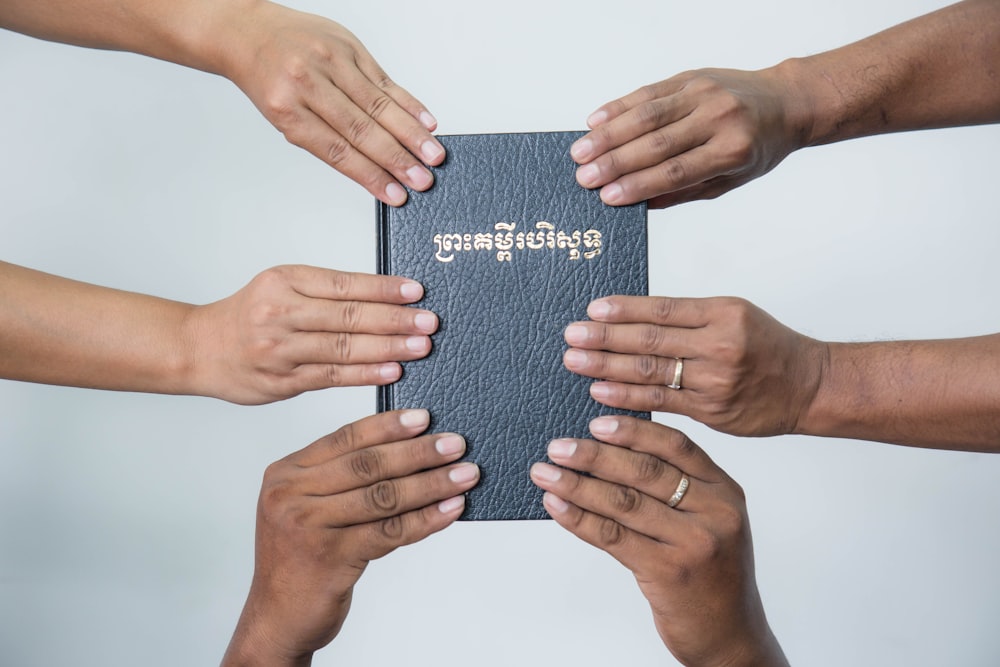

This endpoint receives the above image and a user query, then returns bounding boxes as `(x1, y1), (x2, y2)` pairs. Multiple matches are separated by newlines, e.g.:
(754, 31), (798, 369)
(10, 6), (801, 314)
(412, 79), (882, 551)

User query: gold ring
(667, 474), (689, 508)
(667, 358), (684, 390)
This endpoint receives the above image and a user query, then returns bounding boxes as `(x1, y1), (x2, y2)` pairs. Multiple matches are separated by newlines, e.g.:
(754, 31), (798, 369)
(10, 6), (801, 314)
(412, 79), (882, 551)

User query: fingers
(539, 491), (661, 573)
(564, 348), (685, 387)
(298, 431), (468, 496)
(582, 79), (687, 130)
(288, 301), (438, 336)
(543, 434), (693, 512)
(351, 493), (466, 562)
(319, 460), (479, 527)
(564, 320), (697, 358)
(288, 409), (432, 467)
(586, 416), (722, 483)
(594, 144), (734, 206)
(283, 267), (427, 305)
(588, 381), (688, 418)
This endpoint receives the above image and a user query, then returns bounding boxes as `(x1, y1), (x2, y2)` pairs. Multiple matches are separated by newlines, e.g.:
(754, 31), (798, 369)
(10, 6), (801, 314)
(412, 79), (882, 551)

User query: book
(377, 131), (648, 521)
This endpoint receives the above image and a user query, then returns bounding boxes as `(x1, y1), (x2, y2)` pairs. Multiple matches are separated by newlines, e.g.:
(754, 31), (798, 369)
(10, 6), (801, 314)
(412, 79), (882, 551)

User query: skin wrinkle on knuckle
(340, 300), (364, 330)
(657, 158), (689, 187)
(325, 135), (352, 167)
(597, 516), (627, 548)
(348, 448), (383, 483)
(366, 92), (393, 121)
(647, 128), (676, 158)
(651, 297), (677, 323)
(366, 480), (400, 513)
(346, 114), (375, 147)
(634, 354), (660, 382)
(639, 324), (665, 352)
(634, 99), (664, 130)
(328, 421), (358, 456)
(332, 332), (353, 362)
(378, 514), (404, 541)
(328, 270), (354, 298)
(632, 452), (666, 485)
(608, 483), (642, 514)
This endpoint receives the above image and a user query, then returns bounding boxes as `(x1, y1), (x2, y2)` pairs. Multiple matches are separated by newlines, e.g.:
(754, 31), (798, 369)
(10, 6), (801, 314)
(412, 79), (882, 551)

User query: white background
(2, 1), (999, 665)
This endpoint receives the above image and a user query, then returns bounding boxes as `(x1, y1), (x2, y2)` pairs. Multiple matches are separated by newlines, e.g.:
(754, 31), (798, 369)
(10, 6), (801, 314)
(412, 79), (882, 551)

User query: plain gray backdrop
(2, 0), (999, 665)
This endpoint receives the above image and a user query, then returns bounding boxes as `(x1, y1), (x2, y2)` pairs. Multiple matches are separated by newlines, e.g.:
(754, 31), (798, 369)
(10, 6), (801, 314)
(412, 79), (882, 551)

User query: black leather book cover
(377, 131), (648, 521)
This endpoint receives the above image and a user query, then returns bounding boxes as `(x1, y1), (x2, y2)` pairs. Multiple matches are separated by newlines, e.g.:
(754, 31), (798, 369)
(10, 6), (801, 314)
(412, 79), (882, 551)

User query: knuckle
(322, 364), (343, 387)
(665, 429), (699, 459)
(633, 354), (660, 382)
(327, 421), (358, 456)
(365, 480), (401, 513)
(377, 514), (405, 541)
(639, 324), (665, 351)
(366, 93), (394, 121)
(348, 448), (384, 483)
(340, 299), (364, 329)
(608, 484), (642, 514)
(656, 158), (689, 187)
(346, 115), (375, 146)
(597, 516), (628, 548)
(635, 83), (662, 104)
(634, 99), (664, 129)
(650, 297), (678, 323)
(689, 525), (724, 562)
(328, 270), (355, 297)
(632, 453), (666, 485)
(331, 332), (353, 362)
(647, 128), (676, 157)
(325, 135), (352, 167)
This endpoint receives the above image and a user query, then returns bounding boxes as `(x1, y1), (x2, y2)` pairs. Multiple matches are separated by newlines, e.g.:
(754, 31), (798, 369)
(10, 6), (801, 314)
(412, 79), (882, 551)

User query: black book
(377, 131), (648, 521)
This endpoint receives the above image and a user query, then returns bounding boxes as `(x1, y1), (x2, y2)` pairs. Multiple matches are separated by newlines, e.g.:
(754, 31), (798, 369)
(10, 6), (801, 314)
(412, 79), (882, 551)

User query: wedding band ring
(667, 358), (684, 390)
(667, 474), (690, 508)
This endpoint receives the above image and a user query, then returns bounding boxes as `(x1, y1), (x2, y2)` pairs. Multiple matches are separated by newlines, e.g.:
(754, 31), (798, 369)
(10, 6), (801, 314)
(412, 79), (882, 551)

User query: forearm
(798, 334), (1000, 452)
(773, 0), (1000, 148)
(0, 0), (259, 76)
(0, 261), (197, 395)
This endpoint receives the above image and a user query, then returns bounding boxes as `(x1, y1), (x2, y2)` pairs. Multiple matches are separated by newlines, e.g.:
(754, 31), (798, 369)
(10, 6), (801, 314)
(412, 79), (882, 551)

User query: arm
(572, 0), (1000, 207)
(0, 261), (438, 404)
(222, 410), (479, 666)
(530, 417), (788, 667)
(0, 0), (445, 206)
(562, 295), (1000, 452)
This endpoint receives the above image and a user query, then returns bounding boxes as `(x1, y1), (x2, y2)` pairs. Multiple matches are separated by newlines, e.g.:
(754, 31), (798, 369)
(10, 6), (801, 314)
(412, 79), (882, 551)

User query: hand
(570, 68), (802, 208)
(530, 417), (788, 667)
(220, 1), (445, 206)
(184, 265), (438, 405)
(563, 296), (827, 437)
(222, 410), (479, 666)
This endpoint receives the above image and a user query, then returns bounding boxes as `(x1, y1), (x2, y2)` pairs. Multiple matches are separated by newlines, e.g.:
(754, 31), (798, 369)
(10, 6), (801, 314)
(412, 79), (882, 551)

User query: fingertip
(589, 415), (620, 438)
(399, 408), (430, 429)
(399, 280), (424, 302)
(384, 182), (408, 206)
(405, 164), (434, 191)
(587, 298), (613, 320)
(542, 492), (570, 515)
(587, 109), (609, 128)
(600, 182), (625, 206)
(420, 139), (445, 165)
(437, 494), (465, 515)
(419, 110), (438, 131)
(377, 362), (403, 383)
(590, 382), (613, 401)
(570, 137), (594, 163)
(414, 311), (438, 334)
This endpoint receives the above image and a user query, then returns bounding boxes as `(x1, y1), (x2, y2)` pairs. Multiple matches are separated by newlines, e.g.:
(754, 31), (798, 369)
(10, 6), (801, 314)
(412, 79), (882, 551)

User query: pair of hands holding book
(222, 409), (787, 667)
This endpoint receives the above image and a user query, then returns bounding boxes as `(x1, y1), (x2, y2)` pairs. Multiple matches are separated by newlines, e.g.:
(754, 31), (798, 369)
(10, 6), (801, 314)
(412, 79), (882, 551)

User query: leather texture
(378, 131), (648, 521)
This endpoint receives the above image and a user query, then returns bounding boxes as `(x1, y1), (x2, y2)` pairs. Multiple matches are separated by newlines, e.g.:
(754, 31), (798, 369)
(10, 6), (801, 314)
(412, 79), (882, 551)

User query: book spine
(375, 200), (393, 413)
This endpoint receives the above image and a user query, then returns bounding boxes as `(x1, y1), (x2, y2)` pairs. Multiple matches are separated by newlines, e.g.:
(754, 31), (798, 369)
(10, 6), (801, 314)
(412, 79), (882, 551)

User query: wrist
(794, 341), (857, 439)
(767, 55), (847, 148)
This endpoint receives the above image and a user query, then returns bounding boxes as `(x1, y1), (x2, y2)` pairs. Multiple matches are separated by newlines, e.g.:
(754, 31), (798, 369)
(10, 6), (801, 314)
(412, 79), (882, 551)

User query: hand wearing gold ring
(562, 294), (827, 437)
(529, 417), (788, 666)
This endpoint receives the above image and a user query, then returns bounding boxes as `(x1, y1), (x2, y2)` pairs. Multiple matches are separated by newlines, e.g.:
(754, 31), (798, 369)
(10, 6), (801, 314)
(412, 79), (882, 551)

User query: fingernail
(531, 462), (562, 483)
(449, 463), (480, 484)
(438, 495), (465, 513)
(399, 409), (429, 428)
(421, 140), (445, 163)
(414, 312), (438, 333)
(543, 492), (570, 514)
(435, 434), (466, 456)
(419, 111), (437, 130)
(587, 109), (608, 127)
(564, 323), (589, 345)
(571, 138), (593, 162)
(385, 182), (407, 206)
(406, 164), (433, 190)
(563, 349), (588, 370)
(590, 383), (612, 400)
(590, 416), (619, 436)
(576, 163), (600, 187)
(379, 363), (401, 381)
(547, 438), (577, 460)
(601, 182), (624, 205)
(588, 299), (613, 319)
(405, 336), (429, 353)
(400, 280), (423, 301)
